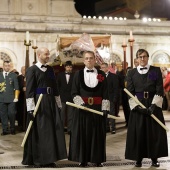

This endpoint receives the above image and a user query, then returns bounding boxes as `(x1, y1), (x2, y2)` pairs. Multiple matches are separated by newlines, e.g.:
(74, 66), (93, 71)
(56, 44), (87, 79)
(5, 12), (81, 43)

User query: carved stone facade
(0, 0), (170, 71)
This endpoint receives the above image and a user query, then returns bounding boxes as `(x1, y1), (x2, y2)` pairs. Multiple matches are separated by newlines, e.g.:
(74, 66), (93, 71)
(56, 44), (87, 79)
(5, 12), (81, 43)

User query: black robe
(125, 66), (168, 161)
(22, 65), (67, 165)
(68, 69), (109, 164)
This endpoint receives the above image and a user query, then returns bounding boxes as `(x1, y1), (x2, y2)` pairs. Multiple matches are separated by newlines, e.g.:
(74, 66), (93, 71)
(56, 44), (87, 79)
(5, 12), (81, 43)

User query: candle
(123, 38), (126, 45)
(26, 31), (30, 44)
(33, 39), (36, 46)
(130, 31), (133, 40)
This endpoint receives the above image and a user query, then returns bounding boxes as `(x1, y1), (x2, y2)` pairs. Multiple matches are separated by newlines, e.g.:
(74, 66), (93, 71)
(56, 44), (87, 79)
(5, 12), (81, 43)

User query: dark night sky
(74, 0), (97, 16)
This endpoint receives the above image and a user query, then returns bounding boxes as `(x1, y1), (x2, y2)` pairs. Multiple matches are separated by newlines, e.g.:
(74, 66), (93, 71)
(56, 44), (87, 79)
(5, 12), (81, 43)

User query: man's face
(100, 64), (108, 73)
(3, 62), (11, 72)
(65, 65), (73, 73)
(38, 48), (50, 64)
(83, 52), (96, 69)
(137, 52), (149, 67)
(134, 59), (139, 67)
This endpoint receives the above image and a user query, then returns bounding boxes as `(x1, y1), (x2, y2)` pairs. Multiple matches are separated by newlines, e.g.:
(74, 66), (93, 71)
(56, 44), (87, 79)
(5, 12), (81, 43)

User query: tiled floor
(0, 110), (170, 170)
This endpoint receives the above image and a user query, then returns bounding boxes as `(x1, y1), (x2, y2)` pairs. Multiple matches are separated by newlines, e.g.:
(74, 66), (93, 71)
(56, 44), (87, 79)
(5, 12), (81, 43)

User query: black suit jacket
(57, 72), (74, 103)
(106, 72), (119, 102)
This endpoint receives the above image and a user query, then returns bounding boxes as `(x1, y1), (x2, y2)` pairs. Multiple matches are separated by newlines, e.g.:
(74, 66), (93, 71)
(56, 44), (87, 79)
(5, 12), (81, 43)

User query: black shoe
(152, 161), (160, 167)
(41, 163), (56, 167)
(96, 163), (103, 167)
(111, 130), (116, 134)
(135, 161), (142, 167)
(1, 132), (9, 136)
(79, 162), (87, 167)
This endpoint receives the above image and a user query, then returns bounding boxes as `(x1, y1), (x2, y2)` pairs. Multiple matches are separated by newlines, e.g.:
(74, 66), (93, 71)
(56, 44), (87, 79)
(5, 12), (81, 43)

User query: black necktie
(87, 70), (94, 73)
(65, 72), (70, 75)
(5, 72), (8, 78)
(41, 65), (47, 68)
(140, 67), (147, 70)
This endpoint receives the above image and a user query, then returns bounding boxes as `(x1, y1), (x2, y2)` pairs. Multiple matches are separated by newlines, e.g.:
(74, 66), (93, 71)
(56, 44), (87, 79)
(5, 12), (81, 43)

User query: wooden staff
(124, 88), (169, 132)
(21, 94), (43, 147)
(66, 102), (122, 120)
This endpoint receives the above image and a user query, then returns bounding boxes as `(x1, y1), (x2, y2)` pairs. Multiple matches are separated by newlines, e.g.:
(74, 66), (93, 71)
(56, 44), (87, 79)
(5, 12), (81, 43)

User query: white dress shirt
(65, 73), (70, 84)
(3, 71), (9, 78)
(36, 61), (47, 72)
(137, 64), (150, 74)
(84, 67), (98, 88)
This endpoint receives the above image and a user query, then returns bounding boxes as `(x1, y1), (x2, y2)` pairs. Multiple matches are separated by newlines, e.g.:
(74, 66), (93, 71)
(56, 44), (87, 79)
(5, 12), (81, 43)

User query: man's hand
(148, 104), (157, 116)
(103, 110), (109, 118)
(133, 105), (149, 115)
(28, 111), (34, 121)
(13, 98), (18, 102)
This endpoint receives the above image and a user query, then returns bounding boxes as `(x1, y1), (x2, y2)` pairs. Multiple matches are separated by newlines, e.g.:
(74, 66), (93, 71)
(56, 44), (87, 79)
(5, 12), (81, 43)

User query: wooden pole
(32, 46), (38, 63)
(24, 40), (31, 70)
(122, 44), (127, 75)
(21, 94), (43, 147)
(66, 102), (122, 120)
(124, 88), (169, 131)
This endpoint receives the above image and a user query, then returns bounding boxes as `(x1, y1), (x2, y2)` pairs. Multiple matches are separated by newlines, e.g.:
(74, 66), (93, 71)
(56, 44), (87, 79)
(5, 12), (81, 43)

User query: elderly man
(69, 51), (110, 167)
(22, 47), (67, 167)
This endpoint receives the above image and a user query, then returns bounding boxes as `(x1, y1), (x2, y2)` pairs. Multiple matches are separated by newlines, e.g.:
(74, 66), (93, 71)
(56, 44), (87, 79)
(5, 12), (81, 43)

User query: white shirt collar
(36, 61), (47, 72)
(3, 71), (9, 75)
(137, 64), (150, 74)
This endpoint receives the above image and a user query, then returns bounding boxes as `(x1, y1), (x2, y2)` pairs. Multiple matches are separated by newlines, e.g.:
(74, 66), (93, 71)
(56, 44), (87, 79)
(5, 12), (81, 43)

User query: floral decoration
(97, 74), (104, 82)
(0, 82), (6, 92)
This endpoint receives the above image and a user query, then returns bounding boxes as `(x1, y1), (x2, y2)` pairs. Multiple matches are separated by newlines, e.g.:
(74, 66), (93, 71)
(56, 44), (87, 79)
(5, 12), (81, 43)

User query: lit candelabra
(122, 38), (127, 74)
(128, 31), (135, 68)
(24, 31), (31, 70)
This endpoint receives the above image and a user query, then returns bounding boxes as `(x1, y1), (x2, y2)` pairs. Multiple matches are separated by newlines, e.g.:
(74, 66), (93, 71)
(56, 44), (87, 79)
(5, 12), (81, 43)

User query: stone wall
(0, 0), (170, 72)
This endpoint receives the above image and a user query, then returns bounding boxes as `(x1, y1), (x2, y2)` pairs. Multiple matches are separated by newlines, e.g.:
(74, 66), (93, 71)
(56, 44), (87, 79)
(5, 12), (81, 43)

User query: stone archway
(0, 48), (17, 69)
(151, 50), (170, 68)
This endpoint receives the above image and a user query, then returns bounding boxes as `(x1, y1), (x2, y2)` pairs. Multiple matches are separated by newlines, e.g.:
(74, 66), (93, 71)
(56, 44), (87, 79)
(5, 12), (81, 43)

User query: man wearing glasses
(125, 49), (168, 168)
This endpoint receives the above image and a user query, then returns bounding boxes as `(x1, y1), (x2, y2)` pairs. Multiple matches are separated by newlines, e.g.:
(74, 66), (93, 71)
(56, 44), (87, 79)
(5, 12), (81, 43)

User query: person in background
(17, 66), (26, 131)
(134, 58), (139, 67)
(100, 62), (119, 134)
(22, 47), (67, 167)
(0, 61), (19, 135)
(57, 61), (74, 134)
(116, 63), (130, 126)
(108, 62), (117, 74)
(125, 49), (168, 167)
(163, 68), (170, 111)
(69, 51), (110, 167)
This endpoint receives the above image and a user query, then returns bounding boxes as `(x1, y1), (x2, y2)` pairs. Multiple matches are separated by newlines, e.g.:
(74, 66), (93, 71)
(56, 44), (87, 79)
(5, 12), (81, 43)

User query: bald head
(37, 47), (50, 64)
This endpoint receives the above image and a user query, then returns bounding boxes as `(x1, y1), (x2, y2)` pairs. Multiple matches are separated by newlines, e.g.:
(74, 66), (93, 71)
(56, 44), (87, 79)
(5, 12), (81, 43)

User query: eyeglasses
(137, 55), (148, 59)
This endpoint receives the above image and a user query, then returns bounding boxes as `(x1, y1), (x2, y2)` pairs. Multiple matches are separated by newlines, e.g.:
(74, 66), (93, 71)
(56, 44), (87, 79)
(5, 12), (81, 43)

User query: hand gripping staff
(124, 88), (169, 132)
(21, 94), (43, 147)
(66, 102), (122, 120)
